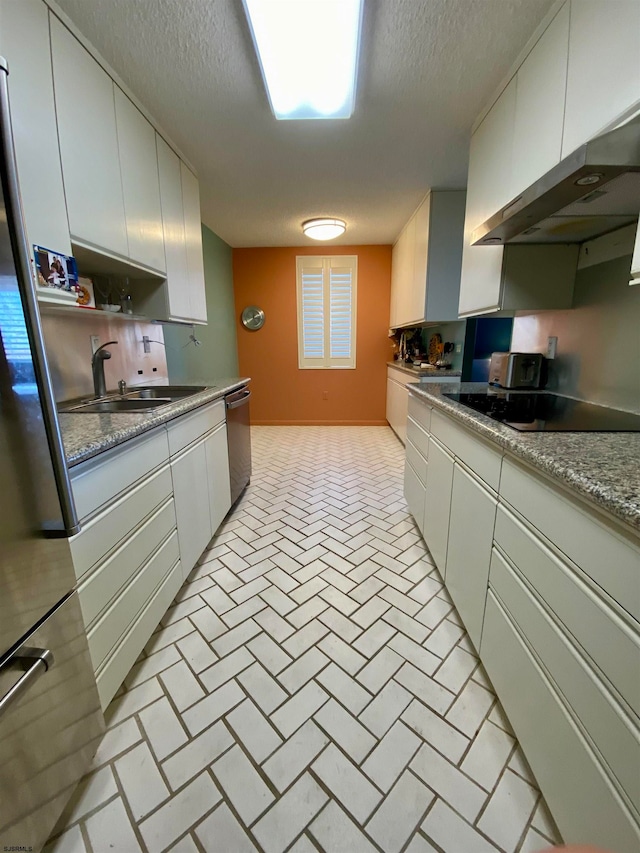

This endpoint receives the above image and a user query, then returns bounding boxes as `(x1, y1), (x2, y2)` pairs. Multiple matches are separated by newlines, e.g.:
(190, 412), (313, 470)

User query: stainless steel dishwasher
(225, 386), (252, 504)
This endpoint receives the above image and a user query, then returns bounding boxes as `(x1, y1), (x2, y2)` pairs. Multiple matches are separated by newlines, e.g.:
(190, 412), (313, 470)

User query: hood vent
(472, 115), (640, 246)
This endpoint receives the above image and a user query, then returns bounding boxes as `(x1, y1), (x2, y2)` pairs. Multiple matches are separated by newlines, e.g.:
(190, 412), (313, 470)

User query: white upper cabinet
(156, 135), (191, 320)
(181, 162), (207, 324)
(114, 88), (165, 272)
(390, 190), (466, 327)
(458, 78), (516, 317)
(630, 223), (640, 287)
(510, 2), (569, 199)
(562, 0), (640, 158)
(0, 0), (71, 255)
(50, 15), (128, 258)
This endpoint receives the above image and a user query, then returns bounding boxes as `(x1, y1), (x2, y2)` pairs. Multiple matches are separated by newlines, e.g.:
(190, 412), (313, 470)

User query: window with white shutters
(296, 256), (357, 369)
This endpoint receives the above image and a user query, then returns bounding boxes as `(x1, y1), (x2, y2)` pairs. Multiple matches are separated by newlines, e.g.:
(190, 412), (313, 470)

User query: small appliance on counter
(489, 352), (545, 389)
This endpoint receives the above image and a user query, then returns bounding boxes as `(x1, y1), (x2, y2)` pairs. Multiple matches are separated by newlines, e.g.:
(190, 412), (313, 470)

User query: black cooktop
(443, 391), (640, 432)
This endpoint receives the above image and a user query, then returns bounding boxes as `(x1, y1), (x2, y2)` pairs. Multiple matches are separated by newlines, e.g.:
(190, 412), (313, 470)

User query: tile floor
(46, 426), (562, 853)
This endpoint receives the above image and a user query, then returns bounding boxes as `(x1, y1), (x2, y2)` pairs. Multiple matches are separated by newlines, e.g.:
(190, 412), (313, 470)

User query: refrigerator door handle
(0, 648), (54, 720)
(0, 60), (79, 536)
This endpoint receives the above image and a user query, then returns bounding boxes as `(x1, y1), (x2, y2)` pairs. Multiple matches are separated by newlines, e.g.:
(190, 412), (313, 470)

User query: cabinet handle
(0, 647), (54, 719)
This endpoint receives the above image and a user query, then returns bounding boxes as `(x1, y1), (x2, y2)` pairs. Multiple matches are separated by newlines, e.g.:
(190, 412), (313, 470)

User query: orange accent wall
(233, 246), (392, 425)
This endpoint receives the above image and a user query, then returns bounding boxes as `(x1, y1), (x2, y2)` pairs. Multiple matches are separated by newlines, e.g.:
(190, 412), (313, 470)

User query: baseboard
(251, 420), (390, 427)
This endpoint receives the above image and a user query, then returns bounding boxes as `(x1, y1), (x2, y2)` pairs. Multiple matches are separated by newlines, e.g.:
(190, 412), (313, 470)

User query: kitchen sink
(58, 385), (208, 414)
(124, 385), (207, 400)
(59, 398), (170, 414)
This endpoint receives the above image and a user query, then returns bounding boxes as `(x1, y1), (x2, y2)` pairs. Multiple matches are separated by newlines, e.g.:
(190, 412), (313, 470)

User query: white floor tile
(311, 744), (382, 824)
(115, 742), (170, 821)
(195, 803), (258, 852)
(366, 771), (434, 853)
(212, 745), (275, 826)
(310, 800), (377, 853)
(252, 774), (328, 853)
(421, 799), (499, 852)
(138, 772), (220, 852)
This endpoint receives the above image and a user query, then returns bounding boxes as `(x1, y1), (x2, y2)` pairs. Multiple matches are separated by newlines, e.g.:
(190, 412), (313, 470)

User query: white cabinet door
(404, 460), (426, 537)
(562, 0), (640, 158)
(181, 162), (207, 323)
(511, 2), (569, 199)
(156, 135), (190, 320)
(171, 439), (212, 579)
(391, 215), (416, 327)
(445, 462), (497, 649)
(205, 422), (231, 536)
(50, 17), (128, 257)
(410, 195), (430, 323)
(422, 436), (454, 574)
(458, 78), (516, 317)
(114, 88), (165, 272)
(389, 239), (402, 327)
(0, 0), (71, 255)
(386, 377), (409, 444)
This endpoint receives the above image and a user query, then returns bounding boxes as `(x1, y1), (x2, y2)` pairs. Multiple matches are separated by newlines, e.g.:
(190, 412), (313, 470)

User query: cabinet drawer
(167, 399), (225, 457)
(408, 394), (431, 433)
(406, 416), (429, 462)
(95, 552), (183, 710)
(495, 505), (640, 714)
(70, 465), (173, 581)
(71, 428), (170, 521)
(88, 529), (180, 671)
(481, 591), (640, 853)
(78, 498), (176, 627)
(387, 365), (412, 388)
(430, 409), (502, 490)
(406, 437), (427, 486)
(500, 458), (640, 623)
(404, 460), (426, 537)
(489, 549), (640, 810)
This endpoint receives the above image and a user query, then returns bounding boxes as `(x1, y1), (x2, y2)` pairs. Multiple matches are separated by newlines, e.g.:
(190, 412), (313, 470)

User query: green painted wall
(163, 225), (239, 381)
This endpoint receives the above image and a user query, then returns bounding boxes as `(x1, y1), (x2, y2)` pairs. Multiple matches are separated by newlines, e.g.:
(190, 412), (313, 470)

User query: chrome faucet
(91, 341), (118, 398)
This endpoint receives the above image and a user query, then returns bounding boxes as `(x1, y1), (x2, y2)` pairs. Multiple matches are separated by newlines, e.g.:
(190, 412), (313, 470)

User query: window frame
(296, 255), (358, 370)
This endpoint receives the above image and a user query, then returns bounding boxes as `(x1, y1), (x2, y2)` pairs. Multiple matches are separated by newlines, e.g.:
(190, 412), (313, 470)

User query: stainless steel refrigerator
(0, 58), (103, 851)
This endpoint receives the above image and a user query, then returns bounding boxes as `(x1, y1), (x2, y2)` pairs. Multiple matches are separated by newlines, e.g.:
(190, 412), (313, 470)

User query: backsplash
(420, 321), (466, 371)
(511, 253), (639, 413)
(41, 310), (168, 402)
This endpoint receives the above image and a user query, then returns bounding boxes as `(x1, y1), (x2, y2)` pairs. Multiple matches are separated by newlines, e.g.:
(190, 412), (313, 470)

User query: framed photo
(33, 245), (79, 305)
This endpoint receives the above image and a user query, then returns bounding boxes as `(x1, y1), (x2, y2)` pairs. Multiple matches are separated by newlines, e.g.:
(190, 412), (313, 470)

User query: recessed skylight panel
(243, 0), (363, 120)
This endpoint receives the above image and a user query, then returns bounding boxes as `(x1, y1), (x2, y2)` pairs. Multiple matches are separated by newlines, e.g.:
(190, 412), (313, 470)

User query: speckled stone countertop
(387, 361), (462, 379)
(60, 378), (249, 467)
(408, 382), (640, 532)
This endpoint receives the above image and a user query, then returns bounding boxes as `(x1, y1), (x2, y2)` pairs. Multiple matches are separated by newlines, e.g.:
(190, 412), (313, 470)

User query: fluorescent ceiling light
(243, 0), (363, 120)
(302, 218), (346, 240)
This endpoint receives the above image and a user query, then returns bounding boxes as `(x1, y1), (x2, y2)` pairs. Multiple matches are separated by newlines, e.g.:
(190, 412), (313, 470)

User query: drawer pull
(0, 647), (54, 719)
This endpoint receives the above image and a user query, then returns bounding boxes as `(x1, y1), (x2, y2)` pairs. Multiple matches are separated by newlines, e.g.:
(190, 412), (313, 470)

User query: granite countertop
(387, 361), (462, 379)
(60, 377), (249, 467)
(408, 382), (640, 533)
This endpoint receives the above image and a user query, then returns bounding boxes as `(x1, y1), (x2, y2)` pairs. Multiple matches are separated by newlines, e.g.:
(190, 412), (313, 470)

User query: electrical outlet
(455, 343), (462, 353)
(90, 335), (100, 354)
(547, 336), (558, 359)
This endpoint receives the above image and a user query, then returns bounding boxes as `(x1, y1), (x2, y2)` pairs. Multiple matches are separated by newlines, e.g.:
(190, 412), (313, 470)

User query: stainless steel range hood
(472, 115), (640, 246)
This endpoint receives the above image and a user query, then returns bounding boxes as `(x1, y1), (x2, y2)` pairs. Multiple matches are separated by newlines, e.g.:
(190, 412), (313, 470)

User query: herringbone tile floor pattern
(46, 426), (562, 853)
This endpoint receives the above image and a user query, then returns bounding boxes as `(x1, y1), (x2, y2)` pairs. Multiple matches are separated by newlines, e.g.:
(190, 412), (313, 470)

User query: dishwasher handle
(226, 389), (251, 410)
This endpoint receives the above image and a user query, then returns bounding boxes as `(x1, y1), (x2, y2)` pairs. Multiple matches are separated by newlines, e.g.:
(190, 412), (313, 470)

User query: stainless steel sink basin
(124, 385), (207, 400)
(58, 385), (208, 414)
(59, 398), (170, 414)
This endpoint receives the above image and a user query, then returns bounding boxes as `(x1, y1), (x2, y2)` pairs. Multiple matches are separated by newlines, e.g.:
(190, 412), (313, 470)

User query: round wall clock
(241, 306), (265, 331)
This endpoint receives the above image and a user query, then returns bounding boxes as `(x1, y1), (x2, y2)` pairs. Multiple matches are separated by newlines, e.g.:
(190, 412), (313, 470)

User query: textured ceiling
(53, 0), (555, 247)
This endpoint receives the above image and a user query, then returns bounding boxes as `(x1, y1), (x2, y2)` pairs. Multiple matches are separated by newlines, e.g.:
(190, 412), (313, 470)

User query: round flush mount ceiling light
(302, 218), (346, 241)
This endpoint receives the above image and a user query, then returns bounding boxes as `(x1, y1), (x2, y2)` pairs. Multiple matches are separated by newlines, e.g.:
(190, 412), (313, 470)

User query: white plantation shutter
(297, 256), (357, 369)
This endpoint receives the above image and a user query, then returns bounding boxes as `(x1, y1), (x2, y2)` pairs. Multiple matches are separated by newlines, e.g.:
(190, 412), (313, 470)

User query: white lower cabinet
(205, 422), (232, 535)
(422, 436), (454, 575)
(386, 369), (410, 444)
(482, 590), (640, 853)
(171, 438), (212, 580)
(404, 390), (640, 848)
(68, 398), (232, 709)
(444, 462), (497, 649)
(168, 399), (231, 579)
